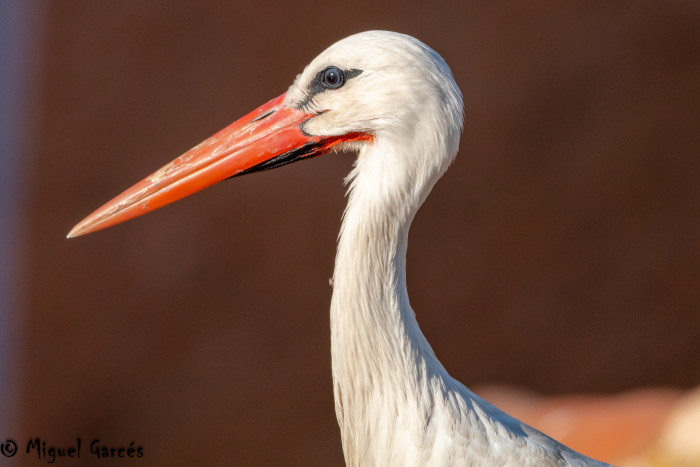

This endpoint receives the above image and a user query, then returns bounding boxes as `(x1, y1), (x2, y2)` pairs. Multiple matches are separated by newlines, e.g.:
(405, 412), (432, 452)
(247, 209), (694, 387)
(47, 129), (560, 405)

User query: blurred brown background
(2, 1), (699, 465)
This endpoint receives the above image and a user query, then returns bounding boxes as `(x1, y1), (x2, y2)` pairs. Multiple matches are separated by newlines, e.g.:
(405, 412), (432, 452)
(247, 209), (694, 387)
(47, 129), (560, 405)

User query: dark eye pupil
(323, 67), (343, 89)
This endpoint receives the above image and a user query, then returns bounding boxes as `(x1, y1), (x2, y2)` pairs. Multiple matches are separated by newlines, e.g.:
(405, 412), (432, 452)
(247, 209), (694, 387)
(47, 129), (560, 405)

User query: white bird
(69, 31), (610, 466)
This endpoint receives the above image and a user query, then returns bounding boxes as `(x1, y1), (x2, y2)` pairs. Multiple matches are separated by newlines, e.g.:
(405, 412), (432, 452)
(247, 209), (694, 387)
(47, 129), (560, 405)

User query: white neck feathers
(329, 140), (449, 465)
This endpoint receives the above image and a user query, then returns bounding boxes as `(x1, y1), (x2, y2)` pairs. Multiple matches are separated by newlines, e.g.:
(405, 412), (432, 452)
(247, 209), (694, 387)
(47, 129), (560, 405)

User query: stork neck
(330, 156), (445, 461)
(332, 190), (416, 353)
(331, 174), (433, 375)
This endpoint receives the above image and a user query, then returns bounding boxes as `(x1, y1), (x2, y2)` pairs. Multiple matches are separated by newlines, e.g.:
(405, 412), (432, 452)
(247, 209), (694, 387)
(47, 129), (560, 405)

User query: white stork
(69, 31), (610, 466)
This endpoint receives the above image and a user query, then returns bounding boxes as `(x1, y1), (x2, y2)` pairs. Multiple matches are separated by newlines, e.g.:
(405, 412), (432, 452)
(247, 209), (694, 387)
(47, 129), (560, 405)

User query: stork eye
(321, 67), (344, 89)
(303, 67), (361, 106)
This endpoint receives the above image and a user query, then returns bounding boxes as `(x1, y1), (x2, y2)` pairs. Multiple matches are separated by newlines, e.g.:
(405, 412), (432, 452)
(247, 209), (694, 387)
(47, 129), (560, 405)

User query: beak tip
(66, 222), (88, 239)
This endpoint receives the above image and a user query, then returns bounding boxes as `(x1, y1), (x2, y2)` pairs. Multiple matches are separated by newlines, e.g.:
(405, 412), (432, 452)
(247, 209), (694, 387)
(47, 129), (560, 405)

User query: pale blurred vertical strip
(0, 0), (45, 433)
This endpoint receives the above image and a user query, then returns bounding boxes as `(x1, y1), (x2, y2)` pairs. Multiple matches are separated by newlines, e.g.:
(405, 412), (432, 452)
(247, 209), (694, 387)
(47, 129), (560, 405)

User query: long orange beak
(67, 93), (370, 238)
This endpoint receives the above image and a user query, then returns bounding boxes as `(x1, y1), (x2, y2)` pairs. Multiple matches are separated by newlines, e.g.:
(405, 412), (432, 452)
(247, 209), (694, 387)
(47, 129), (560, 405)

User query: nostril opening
(250, 108), (276, 123)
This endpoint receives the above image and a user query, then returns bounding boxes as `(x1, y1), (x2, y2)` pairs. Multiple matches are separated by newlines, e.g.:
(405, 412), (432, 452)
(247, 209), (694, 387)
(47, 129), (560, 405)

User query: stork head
(68, 31), (463, 238)
(288, 31), (462, 144)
